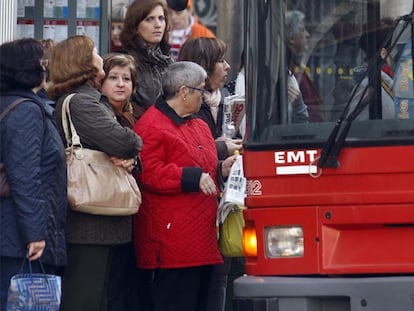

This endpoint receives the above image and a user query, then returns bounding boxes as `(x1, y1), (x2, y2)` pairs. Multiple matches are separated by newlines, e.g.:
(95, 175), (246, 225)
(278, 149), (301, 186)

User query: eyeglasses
(185, 85), (209, 95)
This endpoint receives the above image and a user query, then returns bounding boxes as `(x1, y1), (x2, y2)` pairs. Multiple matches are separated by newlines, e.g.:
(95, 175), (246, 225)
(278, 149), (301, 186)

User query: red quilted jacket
(133, 100), (223, 269)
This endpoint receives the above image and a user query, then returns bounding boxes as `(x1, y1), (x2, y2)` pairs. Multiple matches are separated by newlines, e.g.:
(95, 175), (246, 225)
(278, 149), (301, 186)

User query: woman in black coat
(0, 38), (67, 310)
(120, 0), (174, 120)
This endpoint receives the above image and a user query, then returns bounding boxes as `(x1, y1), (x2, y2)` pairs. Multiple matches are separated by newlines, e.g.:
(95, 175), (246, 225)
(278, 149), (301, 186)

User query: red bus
(233, 0), (414, 310)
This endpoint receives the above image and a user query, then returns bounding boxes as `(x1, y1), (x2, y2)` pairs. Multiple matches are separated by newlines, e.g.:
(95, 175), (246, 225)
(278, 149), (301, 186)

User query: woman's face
(185, 83), (206, 114)
(137, 5), (166, 47)
(101, 65), (133, 113)
(288, 19), (309, 55)
(92, 47), (105, 82)
(209, 59), (230, 91)
(111, 22), (124, 47)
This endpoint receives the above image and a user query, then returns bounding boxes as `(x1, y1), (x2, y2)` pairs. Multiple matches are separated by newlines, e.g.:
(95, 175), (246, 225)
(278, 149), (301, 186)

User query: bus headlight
(265, 226), (304, 258)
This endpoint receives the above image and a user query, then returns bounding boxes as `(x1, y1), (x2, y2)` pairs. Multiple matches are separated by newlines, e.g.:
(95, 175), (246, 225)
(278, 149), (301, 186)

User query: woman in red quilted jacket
(133, 61), (237, 311)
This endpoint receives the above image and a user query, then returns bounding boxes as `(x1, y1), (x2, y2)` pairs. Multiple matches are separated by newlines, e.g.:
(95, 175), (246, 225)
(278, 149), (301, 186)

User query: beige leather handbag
(62, 94), (141, 216)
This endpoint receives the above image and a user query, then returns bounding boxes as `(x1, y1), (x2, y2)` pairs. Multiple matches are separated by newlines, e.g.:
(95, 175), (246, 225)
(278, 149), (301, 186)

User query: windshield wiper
(317, 14), (412, 168)
(317, 81), (371, 168)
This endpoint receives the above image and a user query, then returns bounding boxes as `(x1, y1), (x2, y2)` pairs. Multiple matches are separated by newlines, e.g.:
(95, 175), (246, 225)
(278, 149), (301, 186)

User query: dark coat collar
(154, 96), (195, 126)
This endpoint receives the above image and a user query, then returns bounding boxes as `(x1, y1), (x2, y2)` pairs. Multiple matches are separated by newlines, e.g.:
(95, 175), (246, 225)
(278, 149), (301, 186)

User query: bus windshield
(244, 0), (414, 151)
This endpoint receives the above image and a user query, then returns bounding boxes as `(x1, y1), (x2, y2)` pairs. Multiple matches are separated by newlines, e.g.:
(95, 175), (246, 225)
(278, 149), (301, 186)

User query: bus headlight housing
(265, 226), (304, 258)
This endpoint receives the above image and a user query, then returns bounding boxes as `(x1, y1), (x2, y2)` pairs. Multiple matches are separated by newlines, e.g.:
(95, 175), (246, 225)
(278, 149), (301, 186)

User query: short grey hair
(162, 61), (207, 99)
(286, 10), (305, 39)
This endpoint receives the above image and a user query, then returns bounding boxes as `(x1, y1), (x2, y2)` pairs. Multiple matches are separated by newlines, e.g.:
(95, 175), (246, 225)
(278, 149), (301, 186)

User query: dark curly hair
(0, 38), (45, 92)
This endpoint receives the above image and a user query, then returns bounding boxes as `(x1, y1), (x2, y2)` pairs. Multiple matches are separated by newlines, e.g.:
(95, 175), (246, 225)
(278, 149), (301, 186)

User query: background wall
(0, 0), (16, 44)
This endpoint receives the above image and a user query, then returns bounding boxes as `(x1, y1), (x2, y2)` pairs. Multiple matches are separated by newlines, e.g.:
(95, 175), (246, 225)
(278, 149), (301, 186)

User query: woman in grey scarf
(120, 0), (174, 121)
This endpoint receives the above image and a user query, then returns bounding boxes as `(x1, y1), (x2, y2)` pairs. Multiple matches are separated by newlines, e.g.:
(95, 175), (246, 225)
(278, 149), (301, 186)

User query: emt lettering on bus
(274, 150), (318, 164)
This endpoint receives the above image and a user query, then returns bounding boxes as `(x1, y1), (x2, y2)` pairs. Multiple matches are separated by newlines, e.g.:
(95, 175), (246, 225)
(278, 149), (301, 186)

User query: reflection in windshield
(245, 0), (414, 147)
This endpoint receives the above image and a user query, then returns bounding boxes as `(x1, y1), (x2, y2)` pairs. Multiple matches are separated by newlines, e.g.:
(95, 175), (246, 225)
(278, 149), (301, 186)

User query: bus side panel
(320, 204), (414, 274)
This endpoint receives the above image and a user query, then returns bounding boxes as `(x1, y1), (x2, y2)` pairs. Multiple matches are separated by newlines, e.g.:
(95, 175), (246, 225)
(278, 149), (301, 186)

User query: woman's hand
(221, 155), (238, 178)
(199, 172), (217, 196)
(27, 240), (45, 261)
(110, 157), (135, 173)
(224, 139), (243, 156)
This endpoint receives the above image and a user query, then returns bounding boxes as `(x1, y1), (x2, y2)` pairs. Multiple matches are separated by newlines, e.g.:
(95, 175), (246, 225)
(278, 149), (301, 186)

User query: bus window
(245, 0), (414, 147)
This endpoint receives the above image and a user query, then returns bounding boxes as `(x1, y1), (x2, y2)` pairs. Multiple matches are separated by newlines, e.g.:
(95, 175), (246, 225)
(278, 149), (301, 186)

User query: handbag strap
(19, 250), (46, 275)
(61, 93), (79, 148)
(0, 98), (32, 122)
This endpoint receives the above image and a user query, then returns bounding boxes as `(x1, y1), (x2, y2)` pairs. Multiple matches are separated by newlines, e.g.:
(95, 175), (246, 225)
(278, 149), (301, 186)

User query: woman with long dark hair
(120, 0), (174, 120)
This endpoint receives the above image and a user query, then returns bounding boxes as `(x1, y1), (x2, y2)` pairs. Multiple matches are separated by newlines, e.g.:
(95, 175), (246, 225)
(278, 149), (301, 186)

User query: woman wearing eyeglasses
(133, 61), (237, 311)
(178, 37), (243, 161)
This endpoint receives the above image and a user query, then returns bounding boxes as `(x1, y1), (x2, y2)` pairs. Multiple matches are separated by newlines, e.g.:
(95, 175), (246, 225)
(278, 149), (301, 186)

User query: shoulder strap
(61, 93), (79, 148)
(0, 98), (32, 122)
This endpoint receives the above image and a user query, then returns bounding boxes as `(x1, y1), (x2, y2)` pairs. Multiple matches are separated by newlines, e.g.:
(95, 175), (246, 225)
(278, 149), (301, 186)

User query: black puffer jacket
(122, 39), (173, 119)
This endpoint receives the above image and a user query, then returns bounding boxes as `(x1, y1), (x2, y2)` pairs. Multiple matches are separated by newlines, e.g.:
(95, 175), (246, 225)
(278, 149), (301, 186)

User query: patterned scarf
(146, 45), (174, 69)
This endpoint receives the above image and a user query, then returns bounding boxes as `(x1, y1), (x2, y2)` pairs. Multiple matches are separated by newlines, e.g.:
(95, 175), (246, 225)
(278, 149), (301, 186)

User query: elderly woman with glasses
(133, 61), (237, 311)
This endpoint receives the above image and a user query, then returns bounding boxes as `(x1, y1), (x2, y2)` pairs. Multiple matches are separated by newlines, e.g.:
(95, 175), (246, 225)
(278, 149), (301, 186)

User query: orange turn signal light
(243, 227), (257, 257)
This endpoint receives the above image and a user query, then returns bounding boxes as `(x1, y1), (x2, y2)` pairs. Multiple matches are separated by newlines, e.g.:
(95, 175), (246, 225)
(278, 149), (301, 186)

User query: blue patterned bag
(6, 258), (61, 311)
